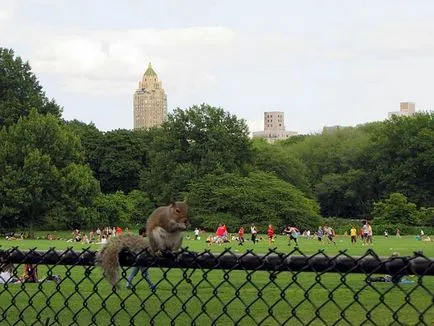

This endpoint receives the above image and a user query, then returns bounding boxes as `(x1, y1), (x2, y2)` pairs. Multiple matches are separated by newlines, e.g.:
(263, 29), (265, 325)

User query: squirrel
(97, 199), (189, 286)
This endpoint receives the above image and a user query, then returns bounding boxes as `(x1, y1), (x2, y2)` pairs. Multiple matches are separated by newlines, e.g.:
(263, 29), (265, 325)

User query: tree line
(0, 48), (433, 232)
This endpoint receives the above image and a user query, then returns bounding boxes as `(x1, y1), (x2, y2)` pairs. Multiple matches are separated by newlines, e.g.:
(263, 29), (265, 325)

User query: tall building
(133, 63), (167, 129)
(252, 111), (297, 143)
(388, 102), (416, 118)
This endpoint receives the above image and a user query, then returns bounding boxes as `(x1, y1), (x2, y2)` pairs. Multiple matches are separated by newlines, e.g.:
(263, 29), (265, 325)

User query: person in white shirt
(194, 228), (200, 240)
(0, 264), (19, 284)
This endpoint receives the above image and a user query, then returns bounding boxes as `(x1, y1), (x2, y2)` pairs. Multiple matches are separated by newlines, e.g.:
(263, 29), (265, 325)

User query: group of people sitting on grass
(0, 263), (62, 284)
(64, 226), (130, 244)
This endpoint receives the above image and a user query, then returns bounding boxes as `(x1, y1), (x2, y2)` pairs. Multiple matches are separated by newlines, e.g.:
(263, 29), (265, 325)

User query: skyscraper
(133, 63), (167, 129)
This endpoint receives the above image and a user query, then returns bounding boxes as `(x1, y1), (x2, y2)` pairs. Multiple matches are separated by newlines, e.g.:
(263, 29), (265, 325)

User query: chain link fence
(0, 247), (432, 325)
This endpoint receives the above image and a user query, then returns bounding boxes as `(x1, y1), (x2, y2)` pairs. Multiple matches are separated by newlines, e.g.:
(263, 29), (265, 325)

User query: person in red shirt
(267, 224), (275, 245)
(116, 226), (122, 236)
(215, 224), (225, 244)
(238, 226), (245, 245)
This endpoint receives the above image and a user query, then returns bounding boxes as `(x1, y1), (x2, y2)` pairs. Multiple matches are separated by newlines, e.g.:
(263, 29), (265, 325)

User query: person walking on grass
(126, 227), (156, 291)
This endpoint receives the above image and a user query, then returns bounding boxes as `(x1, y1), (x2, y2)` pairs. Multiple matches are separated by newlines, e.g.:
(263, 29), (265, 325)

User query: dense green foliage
(188, 171), (321, 230)
(0, 47), (433, 231)
(0, 48), (61, 127)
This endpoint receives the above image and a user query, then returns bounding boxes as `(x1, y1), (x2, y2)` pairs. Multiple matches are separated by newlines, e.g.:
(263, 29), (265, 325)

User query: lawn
(0, 233), (432, 325)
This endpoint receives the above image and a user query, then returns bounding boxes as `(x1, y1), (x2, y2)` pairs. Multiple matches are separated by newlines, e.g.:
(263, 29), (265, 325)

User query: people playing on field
(317, 226), (324, 242)
(238, 226), (245, 245)
(350, 226), (357, 244)
(194, 228), (200, 240)
(362, 222), (369, 246)
(366, 222), (373, 245)
(267, 224), (275, 245)
(284, 226), (299, 246)
(215, 224), (226, 245)
(250, 225), (258, 245)
(323, 225), (336, 245)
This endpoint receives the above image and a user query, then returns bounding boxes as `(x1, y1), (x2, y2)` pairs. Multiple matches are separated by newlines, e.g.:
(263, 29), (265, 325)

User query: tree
(315, 169), (372, 217)
(0, 48), (61, 128)
(141, 104), (252, 203)
(93, 191), (133, 227)
(65, 120), (104, 177)
(127, 190), (155, 226)
(371, 193), (421, 226)
(0, 110), (99, 229)
(187, 171), (321, 231)
(97, 129), (150, 193)
(367, 113), (434, 207)
(251, 139), (312, 196)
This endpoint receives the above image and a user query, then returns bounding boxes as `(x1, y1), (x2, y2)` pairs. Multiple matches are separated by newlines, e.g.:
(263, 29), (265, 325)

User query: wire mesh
(0, 247), (432, 325)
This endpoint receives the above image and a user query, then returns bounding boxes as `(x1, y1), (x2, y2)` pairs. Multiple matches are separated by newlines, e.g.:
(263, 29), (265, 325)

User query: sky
(1, 0), (434, 134)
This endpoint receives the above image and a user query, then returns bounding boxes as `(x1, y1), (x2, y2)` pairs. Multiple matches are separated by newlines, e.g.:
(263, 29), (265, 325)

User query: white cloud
(365, 24), (434, 52)
(0, 9), (9, 22)
(24, 26), (236, 94)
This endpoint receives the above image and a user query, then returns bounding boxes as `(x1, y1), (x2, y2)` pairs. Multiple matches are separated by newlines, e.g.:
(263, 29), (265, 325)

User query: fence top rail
(0, 247), (433, 275)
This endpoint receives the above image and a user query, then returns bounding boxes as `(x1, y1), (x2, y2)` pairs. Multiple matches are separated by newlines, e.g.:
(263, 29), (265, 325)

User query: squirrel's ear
(183, 194), (188, 204)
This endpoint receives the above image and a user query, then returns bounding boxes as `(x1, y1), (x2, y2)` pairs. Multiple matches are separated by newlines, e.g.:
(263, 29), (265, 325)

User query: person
(81, 234), (90, 244)
(126, 227), (156, 291)
(116, 226), (123, 237)
(420, 229), (425, 238)
(215, 224), (225, 245)
(362, 222), (369, 246)
(194, 228), (200, 240)
(284, 226), (299, 246)
(367, 252), (414, 284)
(350, 226), (357, 244)
(384, 230), (389, 238)
(366, 222), (373, 245)
(323, 225), (336, 245)
(267, 224), (275, 245)
(96, 227), (102, 242)
(238, 226), (245, 245)
(317, 227), (323, 242)
(22, 264), (39, 283)
(396, 228), (401, 238)
(250, 225), (258, 245)
(0, 263), (19, 284)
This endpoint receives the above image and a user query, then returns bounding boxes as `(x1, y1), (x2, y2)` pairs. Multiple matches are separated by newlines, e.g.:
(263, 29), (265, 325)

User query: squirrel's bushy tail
(96, 234), (150, 286)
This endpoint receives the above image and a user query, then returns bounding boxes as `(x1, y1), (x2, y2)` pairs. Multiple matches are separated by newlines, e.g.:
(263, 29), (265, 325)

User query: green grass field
(0, 233), (432, 325)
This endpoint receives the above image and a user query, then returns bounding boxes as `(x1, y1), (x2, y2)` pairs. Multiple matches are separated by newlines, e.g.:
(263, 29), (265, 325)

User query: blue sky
(1, 0), (434, 134)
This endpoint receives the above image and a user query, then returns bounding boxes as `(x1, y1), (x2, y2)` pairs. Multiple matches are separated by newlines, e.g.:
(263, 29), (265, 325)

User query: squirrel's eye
(176, 208), (181, 213)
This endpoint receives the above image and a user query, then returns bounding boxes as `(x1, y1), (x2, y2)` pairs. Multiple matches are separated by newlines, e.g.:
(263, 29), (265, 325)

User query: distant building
(388, 102), (416, 119)
(133, 63), (167, 129)
(252, 111), (297, 143)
